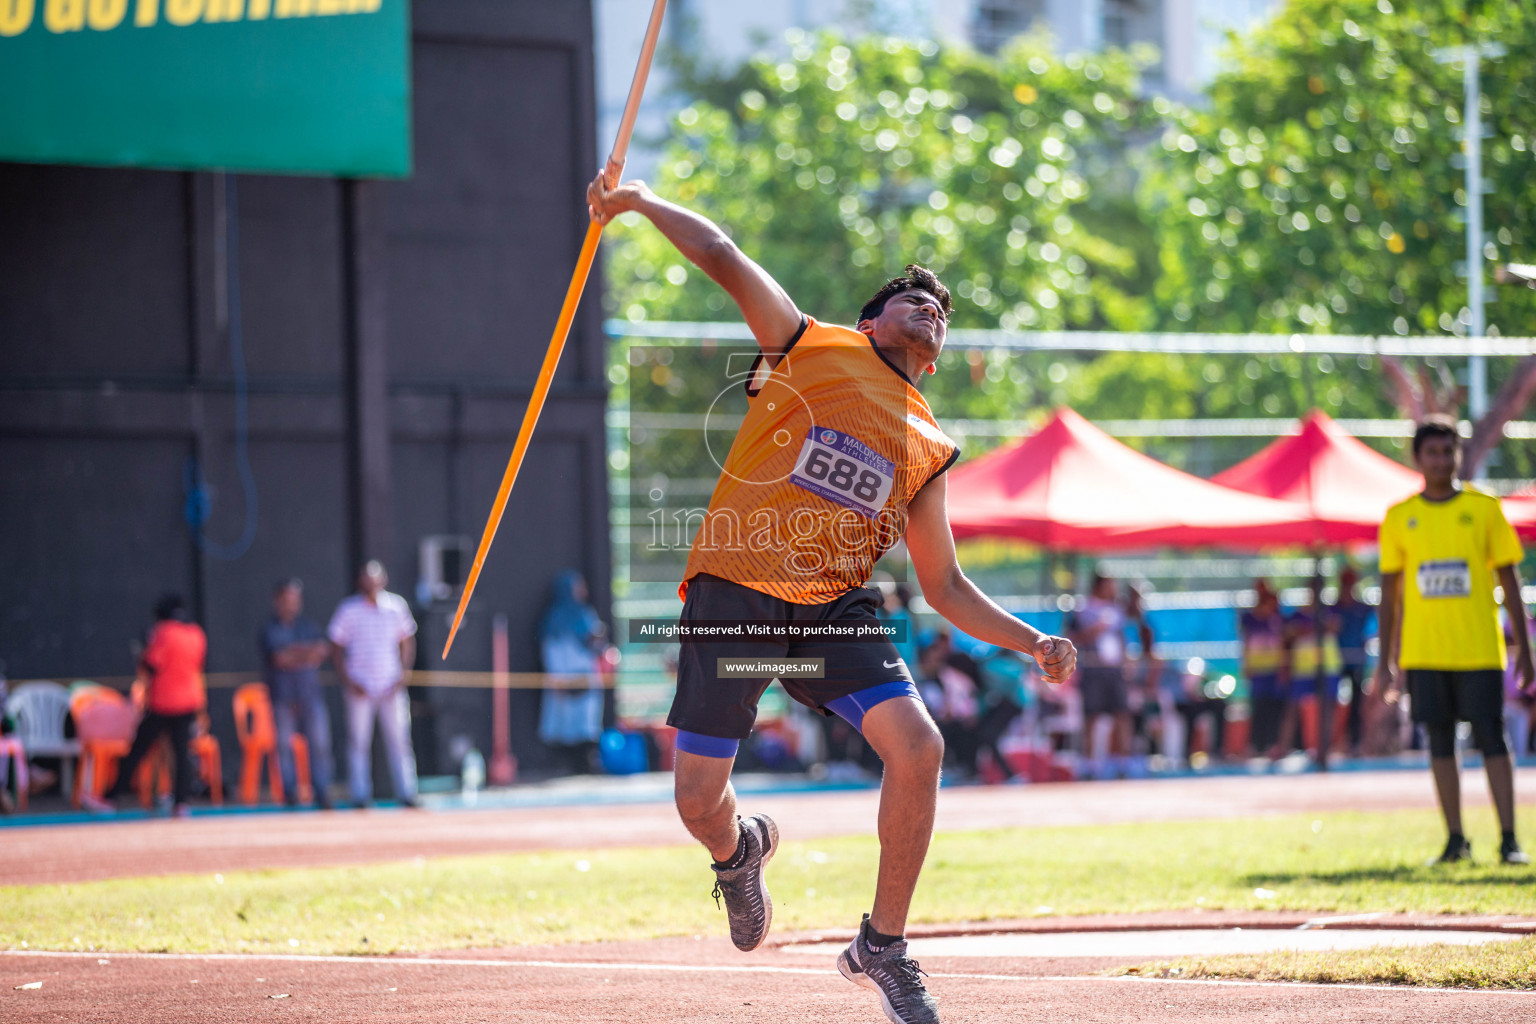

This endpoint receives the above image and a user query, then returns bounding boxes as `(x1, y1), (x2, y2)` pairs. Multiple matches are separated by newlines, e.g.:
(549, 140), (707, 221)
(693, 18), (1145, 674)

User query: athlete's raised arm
(587, 160), (802, 357)
(904, 474), (1077, 684)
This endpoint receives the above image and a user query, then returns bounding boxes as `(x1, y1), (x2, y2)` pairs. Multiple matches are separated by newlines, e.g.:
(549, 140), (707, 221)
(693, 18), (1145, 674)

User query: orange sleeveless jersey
(680, 316), (960, 604)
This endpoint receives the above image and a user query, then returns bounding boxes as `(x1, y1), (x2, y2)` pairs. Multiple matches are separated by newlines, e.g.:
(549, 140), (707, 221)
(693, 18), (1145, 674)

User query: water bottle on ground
(461, 747), (486, 805)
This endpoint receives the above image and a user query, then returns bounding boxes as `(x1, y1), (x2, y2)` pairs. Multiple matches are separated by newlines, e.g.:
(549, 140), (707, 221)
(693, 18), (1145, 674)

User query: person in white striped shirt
(328, 560), (419, 808)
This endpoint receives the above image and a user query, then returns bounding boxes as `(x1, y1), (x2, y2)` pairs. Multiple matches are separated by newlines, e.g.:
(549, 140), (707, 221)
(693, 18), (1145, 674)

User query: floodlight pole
(1463, 48), (1487, 425)
(1435, 42), (1504, 477)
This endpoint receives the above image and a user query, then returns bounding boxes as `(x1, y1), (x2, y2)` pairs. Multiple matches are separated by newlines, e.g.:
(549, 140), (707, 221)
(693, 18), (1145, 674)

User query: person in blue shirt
(1331, 567), (1375, 757)
(260, 578), (334, 809)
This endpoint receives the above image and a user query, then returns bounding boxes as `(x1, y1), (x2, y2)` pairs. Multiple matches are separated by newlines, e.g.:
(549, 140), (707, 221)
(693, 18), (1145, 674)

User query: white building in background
(595, 0), (1281, 174)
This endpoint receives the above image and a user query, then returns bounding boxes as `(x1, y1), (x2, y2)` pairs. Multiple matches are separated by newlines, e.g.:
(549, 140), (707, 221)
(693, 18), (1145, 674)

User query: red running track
(6, 769), (1536, 1022)
(4, 933), (1534, 1023)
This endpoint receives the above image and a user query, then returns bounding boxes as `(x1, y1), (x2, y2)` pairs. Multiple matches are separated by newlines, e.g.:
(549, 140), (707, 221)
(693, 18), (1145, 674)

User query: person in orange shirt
(83, 594), (207, 817)
(589, 162), (1076, 1024)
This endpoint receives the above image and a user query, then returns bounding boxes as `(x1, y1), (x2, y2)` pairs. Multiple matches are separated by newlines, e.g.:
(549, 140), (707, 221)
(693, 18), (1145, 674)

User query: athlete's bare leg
(675, 750), (741, 861)
(1485, 753), (1517, 833)
(1430, 755), (1464, 835)
(860, 696), (945, 936)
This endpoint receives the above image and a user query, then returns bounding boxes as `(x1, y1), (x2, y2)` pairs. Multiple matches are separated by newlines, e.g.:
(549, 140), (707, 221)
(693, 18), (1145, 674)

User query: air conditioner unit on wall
(419, 535), (473, 604)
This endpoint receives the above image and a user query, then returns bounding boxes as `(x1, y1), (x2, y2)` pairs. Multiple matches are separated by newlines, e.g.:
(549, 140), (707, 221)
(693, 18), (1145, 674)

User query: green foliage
(1126, 935), (1536, 990)
(607, 4), (1536, 474)
(1139, 0), (1536, 441)
(1145, 0), (1536, 336)
(608, 31), (1164, 422)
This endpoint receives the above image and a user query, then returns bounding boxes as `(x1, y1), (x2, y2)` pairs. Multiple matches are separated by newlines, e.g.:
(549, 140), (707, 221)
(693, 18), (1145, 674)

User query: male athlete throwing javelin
(589, 162), (1076, 1024)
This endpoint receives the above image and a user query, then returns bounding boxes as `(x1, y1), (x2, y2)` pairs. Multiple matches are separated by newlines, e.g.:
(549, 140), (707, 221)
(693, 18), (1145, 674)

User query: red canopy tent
(1497, 490), (1536, 541)
(1213, 409), (1536, 543)
(1209, 410), (1422, 545)
(946, 407), (1316, 550)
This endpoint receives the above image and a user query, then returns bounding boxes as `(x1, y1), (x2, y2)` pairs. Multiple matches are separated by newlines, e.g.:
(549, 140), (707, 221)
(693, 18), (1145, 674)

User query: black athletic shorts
(667, 573), (916, 740)
(1406, 668), (1504, 728)
(1079, 665), (1128, 717)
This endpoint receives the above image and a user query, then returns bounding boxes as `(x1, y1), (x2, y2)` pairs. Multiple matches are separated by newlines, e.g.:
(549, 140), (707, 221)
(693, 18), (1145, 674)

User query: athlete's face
(863, 289), (947, 360)
(1414, 435), (1461, 489)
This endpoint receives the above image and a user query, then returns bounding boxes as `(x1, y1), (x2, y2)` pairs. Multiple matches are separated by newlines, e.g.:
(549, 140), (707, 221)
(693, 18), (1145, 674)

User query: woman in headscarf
(539, 571), (607, 773)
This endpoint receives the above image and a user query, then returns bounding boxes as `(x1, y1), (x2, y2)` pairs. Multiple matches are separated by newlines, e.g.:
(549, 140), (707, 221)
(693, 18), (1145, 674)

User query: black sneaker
(710, 813), (778, 952)
(1435, 835), (1472, 864)
(1501, 837), (1532, 866)
(837, 915), (940, 1024)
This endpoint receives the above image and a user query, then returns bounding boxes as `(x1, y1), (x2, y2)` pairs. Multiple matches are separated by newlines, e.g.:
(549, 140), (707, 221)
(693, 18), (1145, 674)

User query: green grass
(2, 806), (1532, 958)
(1118, 936), (1536, 989)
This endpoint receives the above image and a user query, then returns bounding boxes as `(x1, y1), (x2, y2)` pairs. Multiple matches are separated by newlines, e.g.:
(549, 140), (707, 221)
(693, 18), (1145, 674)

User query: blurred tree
(1138, 0), (1536, 475)
(605, 29), (1161, 422)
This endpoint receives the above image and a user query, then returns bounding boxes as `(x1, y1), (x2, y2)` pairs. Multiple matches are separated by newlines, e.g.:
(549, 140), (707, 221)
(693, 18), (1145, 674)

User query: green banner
(0, 0), (410, 177)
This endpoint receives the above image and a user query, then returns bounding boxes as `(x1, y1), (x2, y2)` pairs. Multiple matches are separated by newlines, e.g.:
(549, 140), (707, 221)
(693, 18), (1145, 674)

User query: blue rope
(192, 172), (258, 561)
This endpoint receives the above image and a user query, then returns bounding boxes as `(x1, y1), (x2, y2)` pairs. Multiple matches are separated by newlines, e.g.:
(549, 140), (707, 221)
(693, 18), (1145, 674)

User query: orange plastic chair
(70, 686), (136, 807)
(288, 732), (313, 805)
(138, 723), (223, 808)
(233, 683), (309, 805)
(0, 736), (28, 811)
(234, 683), (281, 804)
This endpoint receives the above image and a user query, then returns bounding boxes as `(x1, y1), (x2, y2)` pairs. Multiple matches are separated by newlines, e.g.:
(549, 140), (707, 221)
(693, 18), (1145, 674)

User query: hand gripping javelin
(442, 0), (669, 658)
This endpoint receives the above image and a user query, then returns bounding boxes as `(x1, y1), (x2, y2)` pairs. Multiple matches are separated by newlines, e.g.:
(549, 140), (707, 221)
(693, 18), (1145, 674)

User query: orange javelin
(443, 0), (669, 658)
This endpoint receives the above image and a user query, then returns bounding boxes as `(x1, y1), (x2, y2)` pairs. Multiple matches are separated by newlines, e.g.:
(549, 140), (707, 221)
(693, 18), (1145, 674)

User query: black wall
(0, 1), (610, 777)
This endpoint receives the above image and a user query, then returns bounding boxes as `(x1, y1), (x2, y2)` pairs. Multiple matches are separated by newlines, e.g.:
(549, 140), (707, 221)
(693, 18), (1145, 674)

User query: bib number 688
(803, 448), (882, 502)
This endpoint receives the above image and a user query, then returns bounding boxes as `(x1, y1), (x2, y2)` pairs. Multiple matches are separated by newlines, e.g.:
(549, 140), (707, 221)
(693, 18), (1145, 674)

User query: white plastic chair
(5, 681), (80, 798)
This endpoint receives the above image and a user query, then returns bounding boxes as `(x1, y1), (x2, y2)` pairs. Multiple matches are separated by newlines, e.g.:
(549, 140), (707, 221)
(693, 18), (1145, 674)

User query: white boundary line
(4, 949), (1534, 997)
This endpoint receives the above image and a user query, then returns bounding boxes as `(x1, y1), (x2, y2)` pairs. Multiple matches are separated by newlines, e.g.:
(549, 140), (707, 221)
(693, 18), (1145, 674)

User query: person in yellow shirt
(588, 161), (1076, 1024)
(1377, 416), (1534, 865)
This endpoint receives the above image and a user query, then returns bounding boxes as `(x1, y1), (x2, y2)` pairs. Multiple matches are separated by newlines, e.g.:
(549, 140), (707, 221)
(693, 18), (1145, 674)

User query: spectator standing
(539, 570), (607, 775)
(1274, 582), (1342, 764)
(878, 583), (922, 675)
(260, 578), (334, 809)
(912, 631), (949, 716)
(1377, 417), (1533, 864)
(0, 659), (12, 814)
(1069, 574), (1130, 779)
(973, 648), (1028, 782)
(329, 561), (419, 808)
(1124, 586), (1159, 774)
(911, 630), (981, 777)
(935, 644), (982, 778)
(1242, 581), (1287, 755)
(1331, 568), (1375, 756)
(84, 594), (207, 816)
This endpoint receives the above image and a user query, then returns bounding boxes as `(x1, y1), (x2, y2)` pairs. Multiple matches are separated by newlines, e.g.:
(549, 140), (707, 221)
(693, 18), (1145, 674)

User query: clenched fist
(586, 157), (649, 226)
(1033, 635), (1077, 686)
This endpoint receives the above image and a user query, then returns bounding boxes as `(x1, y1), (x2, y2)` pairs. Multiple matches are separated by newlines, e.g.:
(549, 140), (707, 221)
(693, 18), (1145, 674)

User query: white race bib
(789, 426), (895, 519)
(1416, 559), (1472, 599)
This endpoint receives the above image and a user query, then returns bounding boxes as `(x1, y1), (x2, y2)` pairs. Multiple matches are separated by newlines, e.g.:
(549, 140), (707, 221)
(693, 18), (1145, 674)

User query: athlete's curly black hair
(857, 265), (953, 326)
